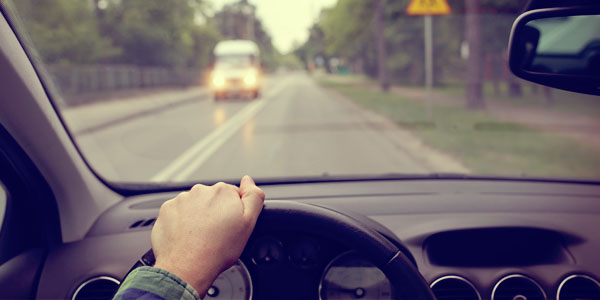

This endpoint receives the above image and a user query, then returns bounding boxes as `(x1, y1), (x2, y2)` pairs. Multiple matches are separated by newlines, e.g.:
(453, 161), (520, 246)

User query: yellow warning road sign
(406, 0), (451, 16)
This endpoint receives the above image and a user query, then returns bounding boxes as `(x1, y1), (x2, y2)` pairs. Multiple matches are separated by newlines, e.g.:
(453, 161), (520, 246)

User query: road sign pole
(406, 0), (450, 120)
(424, 14), (433, 120)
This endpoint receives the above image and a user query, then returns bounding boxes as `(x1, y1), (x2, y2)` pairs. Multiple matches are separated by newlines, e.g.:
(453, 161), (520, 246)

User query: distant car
(211, 40), (261, 100)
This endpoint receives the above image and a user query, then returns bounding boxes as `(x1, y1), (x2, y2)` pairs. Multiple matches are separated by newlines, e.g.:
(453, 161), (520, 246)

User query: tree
(12, 0), (120, 65)
(450, 0), (528, 101)
(294, 24), (324, 71)
(187, 25), (222, 69)
(297, 0), (529, 94)
(465, 0), (485, 109)
(212, 0), (280, 71)
(320, 0), (374, 60)
(294, 0), (377, 75)
(100, 0), (209, 68)
(375, 0), (390, 91)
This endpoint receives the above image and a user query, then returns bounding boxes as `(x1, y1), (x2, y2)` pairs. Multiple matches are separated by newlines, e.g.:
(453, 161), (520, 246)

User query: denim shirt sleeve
(113, 266), (201, 300)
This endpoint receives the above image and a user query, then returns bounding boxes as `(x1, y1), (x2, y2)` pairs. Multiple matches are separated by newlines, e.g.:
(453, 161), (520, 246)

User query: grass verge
(318, 78), (600, 179)
(436, 80), (600, 118)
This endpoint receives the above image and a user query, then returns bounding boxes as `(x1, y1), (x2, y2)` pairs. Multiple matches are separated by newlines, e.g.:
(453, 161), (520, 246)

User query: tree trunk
(375, 0), (389, 92)
(543, 86), (554, 106)
(488, 53), (501, 97)
(410, 61), (422, 85)
(531, 82), (539, 95)
(465, 0), (484, 109)
(502, 49), (522, 98)
(507, 74), (522, 98)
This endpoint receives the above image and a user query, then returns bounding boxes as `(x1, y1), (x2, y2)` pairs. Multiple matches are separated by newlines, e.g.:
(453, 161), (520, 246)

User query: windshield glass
(216, 55), (255, 69)
(3, 0), (600, 183)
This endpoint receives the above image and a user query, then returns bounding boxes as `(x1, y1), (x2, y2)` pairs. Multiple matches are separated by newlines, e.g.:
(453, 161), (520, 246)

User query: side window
(0, 183), (5, 233)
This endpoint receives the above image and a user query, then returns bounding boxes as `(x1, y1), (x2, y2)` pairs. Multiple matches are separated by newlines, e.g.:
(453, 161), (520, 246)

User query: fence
(47, 64), (205, 106)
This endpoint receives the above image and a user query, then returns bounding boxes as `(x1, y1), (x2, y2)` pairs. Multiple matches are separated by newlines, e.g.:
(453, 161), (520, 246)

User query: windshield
(3, 0), (600, 183)
(216, 55), (255, 69)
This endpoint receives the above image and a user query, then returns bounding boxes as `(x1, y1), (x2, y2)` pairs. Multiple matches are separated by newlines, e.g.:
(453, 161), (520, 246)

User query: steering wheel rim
(126, 200), (435, 300)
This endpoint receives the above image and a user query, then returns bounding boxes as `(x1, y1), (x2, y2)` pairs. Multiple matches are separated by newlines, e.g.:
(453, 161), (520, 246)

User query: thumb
(240, 175), (255, 190)
(240, 175), (265, 220)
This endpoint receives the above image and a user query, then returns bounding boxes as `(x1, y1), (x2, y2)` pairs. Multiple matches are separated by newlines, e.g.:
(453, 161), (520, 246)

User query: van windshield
(216, 55), (255, 69)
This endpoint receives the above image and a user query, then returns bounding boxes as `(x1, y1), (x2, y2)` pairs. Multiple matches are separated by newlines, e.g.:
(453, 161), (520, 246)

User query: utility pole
(375, 0), (389, 91)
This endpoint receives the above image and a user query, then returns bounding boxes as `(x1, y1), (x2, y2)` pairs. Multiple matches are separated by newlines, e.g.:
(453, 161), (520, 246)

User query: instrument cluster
(205, 233), (393, 300)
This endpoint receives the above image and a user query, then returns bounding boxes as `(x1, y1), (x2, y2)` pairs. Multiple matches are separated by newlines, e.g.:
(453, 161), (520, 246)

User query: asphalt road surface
(72, 72), (466, 183)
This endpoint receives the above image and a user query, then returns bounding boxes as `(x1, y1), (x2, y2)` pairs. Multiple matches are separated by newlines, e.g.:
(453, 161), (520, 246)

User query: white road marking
(151, 81), (287, 182)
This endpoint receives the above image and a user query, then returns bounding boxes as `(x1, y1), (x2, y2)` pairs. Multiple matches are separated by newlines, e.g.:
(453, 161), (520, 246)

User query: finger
(240, 175), (265, 220)
(240, 175), (255, 192)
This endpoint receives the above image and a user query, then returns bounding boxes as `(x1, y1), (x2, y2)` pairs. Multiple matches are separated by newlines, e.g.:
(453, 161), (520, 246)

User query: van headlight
(243, 73), (257, 87)
(212, 74), (226, 88)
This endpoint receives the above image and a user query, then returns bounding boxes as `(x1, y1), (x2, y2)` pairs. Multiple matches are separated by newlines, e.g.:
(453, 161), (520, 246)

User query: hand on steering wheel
(127, 195), (435, 299)
(151, 176), (265, 296)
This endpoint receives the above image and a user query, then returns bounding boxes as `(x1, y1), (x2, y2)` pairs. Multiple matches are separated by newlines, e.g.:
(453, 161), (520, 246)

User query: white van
(211, 40), (261, 100)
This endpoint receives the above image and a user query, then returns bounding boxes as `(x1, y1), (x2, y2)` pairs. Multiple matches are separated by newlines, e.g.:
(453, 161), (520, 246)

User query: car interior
(0, 0), (599, 300)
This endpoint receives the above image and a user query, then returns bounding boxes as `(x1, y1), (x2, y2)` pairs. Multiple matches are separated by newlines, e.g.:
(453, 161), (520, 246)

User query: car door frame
(0, 124), (61, 299)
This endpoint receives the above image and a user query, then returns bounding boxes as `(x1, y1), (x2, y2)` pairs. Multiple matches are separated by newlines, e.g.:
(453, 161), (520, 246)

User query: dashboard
(36, 179), (600, 300)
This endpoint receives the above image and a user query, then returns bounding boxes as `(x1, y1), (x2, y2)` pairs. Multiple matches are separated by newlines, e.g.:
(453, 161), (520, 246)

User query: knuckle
(191, 184), (205, 192)
(214, 182), (227, 190)
(214, 182), (238, 194)
(249, 187), (265, 199)
(175, 191), (188, 200)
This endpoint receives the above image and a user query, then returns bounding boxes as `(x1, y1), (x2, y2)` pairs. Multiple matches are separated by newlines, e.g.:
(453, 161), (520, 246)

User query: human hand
(151, 176), (265, 296)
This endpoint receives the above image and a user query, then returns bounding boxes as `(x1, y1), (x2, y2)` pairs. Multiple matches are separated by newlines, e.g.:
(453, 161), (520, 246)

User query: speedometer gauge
(205, 260), (252, 300)
(319, 251), (393, 300)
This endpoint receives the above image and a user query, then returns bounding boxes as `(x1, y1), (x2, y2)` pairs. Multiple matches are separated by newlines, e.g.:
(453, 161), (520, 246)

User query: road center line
(150, 81), (287, 182)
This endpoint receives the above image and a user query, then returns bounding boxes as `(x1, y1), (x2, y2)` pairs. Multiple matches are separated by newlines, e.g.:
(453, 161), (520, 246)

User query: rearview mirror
(508, 6), (600, 95)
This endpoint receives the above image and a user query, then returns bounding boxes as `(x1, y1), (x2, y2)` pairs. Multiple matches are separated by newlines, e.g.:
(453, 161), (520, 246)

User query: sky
(210, 0), (338, 54)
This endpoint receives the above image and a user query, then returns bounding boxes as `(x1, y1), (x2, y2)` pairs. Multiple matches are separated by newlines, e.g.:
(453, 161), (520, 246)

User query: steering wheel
(126, 200), (436, 300)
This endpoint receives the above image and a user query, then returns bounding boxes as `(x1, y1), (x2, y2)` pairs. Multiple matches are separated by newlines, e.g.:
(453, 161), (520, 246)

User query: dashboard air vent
(129, 218), (156, 229)
(557, 274), (600, 300)
(431, 275), (481, 300)
(142, 218), (156, 227)
(72, 276), (120, 300)
(492, 274), (546, 300)
(129, 219), (144, 228)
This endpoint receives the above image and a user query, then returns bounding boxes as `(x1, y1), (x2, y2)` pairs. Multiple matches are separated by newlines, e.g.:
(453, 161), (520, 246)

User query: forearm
(113, 267), (201, 300)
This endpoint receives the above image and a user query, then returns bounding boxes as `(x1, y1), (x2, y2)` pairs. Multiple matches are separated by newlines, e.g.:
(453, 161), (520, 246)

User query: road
(72, 72), (467, 183)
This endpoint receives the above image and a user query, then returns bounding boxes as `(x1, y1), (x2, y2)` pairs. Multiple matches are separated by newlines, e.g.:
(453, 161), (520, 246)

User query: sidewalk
(61, 87), (207, 135)
(389, 85), (600, 149)
(326, 75), (600, 149)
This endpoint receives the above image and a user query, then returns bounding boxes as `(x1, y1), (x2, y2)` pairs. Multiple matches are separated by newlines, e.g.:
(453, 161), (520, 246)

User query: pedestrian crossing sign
(406, 0), (451, 15)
